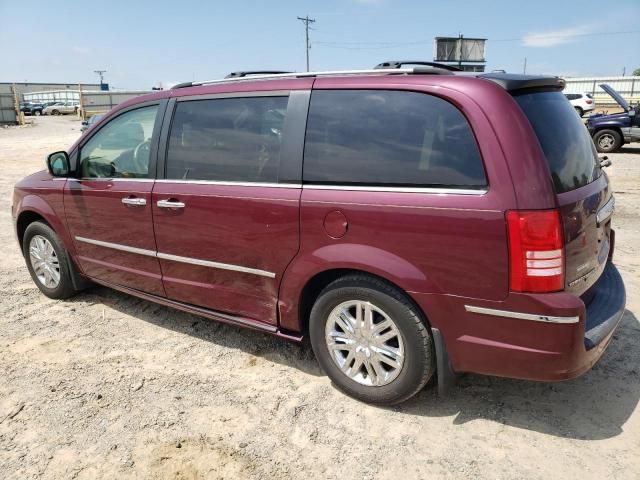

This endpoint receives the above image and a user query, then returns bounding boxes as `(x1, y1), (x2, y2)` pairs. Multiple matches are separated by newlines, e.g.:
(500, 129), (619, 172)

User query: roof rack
(375, 61), (461, 72)
(225, 70), (293, 79)
(171, 67), (452, 89)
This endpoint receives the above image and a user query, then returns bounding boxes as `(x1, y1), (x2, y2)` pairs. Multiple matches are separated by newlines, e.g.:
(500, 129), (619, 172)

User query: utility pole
(94, 70), (107, 85)
(297, 15), (316, 72)
(523, 57), (527, 75)
(457, 33), (463, 70)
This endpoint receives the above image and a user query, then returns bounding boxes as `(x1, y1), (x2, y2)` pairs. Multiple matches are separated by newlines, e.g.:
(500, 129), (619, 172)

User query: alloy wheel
(598, 134), (615, 150)
(29, 235), (60, 288)
(325, 300), (405, 387)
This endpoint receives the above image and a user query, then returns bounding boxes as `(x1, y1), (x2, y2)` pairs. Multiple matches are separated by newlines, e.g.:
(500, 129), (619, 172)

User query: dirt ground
(1, 116), (639, 479)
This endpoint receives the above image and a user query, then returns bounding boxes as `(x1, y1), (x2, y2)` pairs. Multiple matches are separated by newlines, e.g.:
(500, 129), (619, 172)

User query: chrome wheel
(598, 133), (615, 150)
(325, 300), (405, 387)
(29, 235), (60, 288)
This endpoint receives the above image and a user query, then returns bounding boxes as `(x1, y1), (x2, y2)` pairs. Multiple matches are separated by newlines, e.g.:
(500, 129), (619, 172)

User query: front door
(65, 103), (165, 296)
(152, 92), (307, 325)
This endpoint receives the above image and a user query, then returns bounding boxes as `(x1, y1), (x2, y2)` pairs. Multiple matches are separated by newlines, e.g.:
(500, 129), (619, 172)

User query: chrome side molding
(464, 305), (579, 324)
(74, 236), (275, 278)
(303, 185), (487, 195)
(156, 252), (276, 278)
(75, 236), (157, 258)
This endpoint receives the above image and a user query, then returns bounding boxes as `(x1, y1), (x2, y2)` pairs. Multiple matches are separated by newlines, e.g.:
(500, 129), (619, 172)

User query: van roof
(170, 67), (565, 93)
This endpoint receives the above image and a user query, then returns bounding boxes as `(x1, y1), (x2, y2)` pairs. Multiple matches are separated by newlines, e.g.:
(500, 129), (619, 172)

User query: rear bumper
(583, 263), (625, 349)
(412, 262), (625, 382)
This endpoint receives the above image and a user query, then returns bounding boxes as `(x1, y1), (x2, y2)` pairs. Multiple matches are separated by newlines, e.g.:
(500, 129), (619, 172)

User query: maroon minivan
(12, 63), (626, 404)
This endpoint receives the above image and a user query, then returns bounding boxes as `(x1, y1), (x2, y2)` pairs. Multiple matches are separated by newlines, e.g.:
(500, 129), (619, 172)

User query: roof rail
(225, 70), (293, 79)
(375, 61), (461, 72)
(171, 67), (451, 89)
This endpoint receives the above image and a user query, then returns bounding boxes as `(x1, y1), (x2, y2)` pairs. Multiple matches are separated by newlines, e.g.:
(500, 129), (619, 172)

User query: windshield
(515, 91), (600, 193)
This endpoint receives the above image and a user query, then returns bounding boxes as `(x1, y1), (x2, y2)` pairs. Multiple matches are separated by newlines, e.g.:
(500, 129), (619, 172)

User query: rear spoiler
(479, 73), (565, 93)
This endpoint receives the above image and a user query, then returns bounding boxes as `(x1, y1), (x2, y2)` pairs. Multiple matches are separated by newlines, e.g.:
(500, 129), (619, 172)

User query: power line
(297, 15), (316, 71)
(312, 29), (640, 50)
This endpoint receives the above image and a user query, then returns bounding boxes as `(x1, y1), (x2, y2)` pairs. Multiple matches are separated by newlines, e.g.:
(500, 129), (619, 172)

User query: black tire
(34, 110), (41, 116)
(594, 129), (622, 153)
(574, 106), (583, 117)
(52, 109), (60, 116)
(309, 274), (435, 405)
(22, 221), (77, 299)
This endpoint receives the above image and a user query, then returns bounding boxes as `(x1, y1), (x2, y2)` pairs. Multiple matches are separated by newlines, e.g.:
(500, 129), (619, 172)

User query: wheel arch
(283, 266), (433, 338)
(592, 125), (624, 137)
(16, 210), (51, 246)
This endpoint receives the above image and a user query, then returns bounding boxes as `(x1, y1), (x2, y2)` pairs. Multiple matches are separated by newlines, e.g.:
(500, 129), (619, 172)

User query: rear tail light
(507, 209), (564, 293)
(586, 99), (593, 104)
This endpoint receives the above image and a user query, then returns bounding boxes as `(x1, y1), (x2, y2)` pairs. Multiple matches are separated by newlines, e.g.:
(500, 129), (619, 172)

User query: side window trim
(76, 99), (168, 180)
(159, 91), (306, 184)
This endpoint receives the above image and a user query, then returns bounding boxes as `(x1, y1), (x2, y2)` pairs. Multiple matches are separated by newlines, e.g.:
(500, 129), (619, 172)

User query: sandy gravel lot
(1, 116), (639, 479)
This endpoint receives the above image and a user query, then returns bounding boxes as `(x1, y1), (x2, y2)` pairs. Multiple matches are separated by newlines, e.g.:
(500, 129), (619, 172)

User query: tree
(633, 68), (640, 76)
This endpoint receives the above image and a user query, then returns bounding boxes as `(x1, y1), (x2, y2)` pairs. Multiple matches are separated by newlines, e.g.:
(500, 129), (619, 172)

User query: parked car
(43, 101), (79, 116)
(41, 101), (62, 110)
(80, 114), (104, 133)
(564, 92), (595, 117)
(19, 102), (44, 116)
(588, 84), (640, 153)
(12, 64), (625, 405)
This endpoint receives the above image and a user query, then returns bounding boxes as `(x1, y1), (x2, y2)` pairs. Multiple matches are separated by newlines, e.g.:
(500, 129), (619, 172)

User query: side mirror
(46, 151), (71, 177)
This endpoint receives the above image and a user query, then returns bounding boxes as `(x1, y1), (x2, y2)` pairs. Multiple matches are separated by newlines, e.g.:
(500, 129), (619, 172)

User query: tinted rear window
(515, 91), (599, 193)
(303, 90), (486, 188)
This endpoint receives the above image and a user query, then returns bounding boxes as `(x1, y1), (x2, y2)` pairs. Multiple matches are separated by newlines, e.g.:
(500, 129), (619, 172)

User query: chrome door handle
(157, 199), (186, 209)
(121, 197), (147, 206)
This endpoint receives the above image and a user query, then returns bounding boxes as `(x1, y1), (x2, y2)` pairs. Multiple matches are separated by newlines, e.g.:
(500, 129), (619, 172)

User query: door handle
(121, 197), (147, 206)
(157, 199), (186, 209)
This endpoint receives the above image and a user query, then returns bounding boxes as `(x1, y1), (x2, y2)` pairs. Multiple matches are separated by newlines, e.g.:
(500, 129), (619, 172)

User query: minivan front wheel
(594, 129), (622, 153)
(23, 222), (76, 299)
(310, 275), (435, 405)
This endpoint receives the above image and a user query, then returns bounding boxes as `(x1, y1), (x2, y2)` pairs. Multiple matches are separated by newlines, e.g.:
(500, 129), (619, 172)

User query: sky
(1, 0), (638, 90)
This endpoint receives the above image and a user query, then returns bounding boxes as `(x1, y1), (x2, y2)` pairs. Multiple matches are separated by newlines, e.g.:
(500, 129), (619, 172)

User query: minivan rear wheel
(309, 275), (435, 405)
(594, 129), (622, 153)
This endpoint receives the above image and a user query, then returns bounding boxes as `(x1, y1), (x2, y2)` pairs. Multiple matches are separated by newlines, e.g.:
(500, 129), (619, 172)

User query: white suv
(43, 101), (79, 116)
(565, 93), (595, 117)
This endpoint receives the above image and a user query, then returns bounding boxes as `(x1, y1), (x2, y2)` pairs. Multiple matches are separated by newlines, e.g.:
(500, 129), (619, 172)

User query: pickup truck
(588, 84), (640, 153)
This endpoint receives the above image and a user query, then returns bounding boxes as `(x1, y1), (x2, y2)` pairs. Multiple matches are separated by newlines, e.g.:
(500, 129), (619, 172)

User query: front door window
(79, 106), (158, 179)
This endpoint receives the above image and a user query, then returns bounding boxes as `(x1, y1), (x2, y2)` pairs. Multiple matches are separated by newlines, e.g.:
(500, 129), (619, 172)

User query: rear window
(515, 91), (600, 193)
(303, 90), (486, 188)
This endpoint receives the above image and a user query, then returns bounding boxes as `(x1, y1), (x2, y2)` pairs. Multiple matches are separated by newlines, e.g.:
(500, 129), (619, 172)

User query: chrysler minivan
(12, 63), (626, 404)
